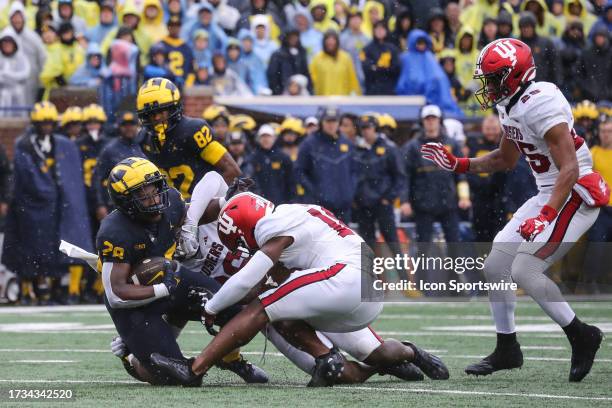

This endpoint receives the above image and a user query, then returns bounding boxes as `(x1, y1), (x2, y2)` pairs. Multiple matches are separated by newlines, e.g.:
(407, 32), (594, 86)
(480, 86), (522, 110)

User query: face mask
(154, 123), (167, 146)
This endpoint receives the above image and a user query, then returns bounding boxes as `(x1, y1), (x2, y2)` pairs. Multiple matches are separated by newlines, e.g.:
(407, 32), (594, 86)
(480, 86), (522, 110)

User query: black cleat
(150, 353), (203, 387)
(307, 348), (345, 387)
(569, 324), (603, 382)
(380, 361), (424, 381)
(216, 356), (269, 383)
(465, 343), (523, 376)
(403, 342), (449, 380)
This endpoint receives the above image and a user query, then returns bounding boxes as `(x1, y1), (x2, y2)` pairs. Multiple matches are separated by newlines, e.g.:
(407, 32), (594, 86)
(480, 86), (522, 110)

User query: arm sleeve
(205, 250), (274, 314)
(186, 171), (228, 225)
(102, 262), (158, 309)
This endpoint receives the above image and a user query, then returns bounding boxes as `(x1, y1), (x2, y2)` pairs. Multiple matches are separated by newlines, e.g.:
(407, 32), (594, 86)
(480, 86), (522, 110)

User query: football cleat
(380, 361), (424, 381)
(216, 356), (269, 383)
(569, 324), (603, 382)
(403, 342), (449, 380)
(307, 347), (345, 387)
(150, 353), (204, 387)
(465, 343), (523, 376)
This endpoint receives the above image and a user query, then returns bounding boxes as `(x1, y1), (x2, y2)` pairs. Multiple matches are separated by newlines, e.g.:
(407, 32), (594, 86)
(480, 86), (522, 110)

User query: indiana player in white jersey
(421, 38), (609, 382)
(152, 188), (448, 386)
(178, 173), (426, 384)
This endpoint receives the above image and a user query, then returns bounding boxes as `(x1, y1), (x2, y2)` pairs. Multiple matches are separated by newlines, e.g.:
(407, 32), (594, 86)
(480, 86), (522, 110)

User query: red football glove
(420, 142), (470, 173)
(518, 205), (558, 241)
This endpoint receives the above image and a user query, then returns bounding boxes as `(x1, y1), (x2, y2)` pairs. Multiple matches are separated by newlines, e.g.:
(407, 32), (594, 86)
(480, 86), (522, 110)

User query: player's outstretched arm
(517, 123), (578, 241)
(215, 152), (242, 184)
(543, 123), (579, 211)
(421, 138), (519, 174)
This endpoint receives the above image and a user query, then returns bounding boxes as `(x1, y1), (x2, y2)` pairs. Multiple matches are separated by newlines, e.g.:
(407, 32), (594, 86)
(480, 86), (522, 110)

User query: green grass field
(0, 301), (610, 407)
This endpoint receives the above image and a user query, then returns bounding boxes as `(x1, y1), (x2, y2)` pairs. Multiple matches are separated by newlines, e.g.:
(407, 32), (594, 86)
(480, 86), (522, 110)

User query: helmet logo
(219, 212), (238, 235)
(492, 40), (517, 67)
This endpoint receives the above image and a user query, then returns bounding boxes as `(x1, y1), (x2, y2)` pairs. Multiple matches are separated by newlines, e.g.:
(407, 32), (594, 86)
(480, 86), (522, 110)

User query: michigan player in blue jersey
(98, 157), (266, 385)
(136, 77), (240, 200)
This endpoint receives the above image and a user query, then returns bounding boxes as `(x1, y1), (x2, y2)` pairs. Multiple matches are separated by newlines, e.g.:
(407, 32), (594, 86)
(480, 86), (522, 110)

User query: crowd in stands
(0, 96), (611, 304)
(0, 0), (611, 118)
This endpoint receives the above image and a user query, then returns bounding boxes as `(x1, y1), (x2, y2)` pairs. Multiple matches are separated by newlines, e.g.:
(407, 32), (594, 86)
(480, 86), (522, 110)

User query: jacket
(295, 131), (357, 209)
(354, 135), (405, 207)
(248, 146), (296, 205)
(396, 30), (464, 117)
(267, 31), (311, 95)
(401, 132), (466, 213)
(0, 27), (30, 117)
(361, 38), (401, 95)
(309, 49), (361, 96)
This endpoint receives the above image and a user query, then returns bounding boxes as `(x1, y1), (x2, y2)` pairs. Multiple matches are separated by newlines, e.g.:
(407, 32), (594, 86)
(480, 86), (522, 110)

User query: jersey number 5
(307, 207), (354, 237)
(513, 141), (551, 174)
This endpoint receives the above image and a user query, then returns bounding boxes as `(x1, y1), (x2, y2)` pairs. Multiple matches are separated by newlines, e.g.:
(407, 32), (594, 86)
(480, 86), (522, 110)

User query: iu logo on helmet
(493, 40), (517, 67)
(218, 212), (238, 235)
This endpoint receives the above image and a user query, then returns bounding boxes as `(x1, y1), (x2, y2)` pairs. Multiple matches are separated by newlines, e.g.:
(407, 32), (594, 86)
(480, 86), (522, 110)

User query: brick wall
(0, 118), (29, 159)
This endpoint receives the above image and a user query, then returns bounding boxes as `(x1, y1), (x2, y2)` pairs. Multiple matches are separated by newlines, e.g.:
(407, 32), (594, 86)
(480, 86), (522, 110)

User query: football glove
(162, 263), (181, 295)
(110, 336), (127, 359)
(176, 222), (199, 260)
(421, 142), (470, 173)
(518, 205), (557, 241)
(188, 286), (218, 335)
(225, 177), (255, 200)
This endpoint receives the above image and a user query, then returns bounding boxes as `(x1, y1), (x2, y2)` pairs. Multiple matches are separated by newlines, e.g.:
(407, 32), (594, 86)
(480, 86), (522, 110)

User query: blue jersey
(158, 37), (194, 88)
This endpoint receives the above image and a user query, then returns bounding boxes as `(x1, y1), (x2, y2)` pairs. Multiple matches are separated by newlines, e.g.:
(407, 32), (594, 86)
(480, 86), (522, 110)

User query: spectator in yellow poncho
(563, 0), (598, 36)
(310, 0), (340, 33)
(140, 0), (167, 43)
(459, 0), (499, 33)
(362, 0), (384, 38)
(521, 0), (563, 38)
(101, 0), (152, 66)
(310, 30), (361, 95)
(39, 22), (85, 99)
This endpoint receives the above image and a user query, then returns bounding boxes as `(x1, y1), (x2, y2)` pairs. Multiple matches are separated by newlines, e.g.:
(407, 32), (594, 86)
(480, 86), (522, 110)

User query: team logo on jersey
(218, 212), (238, 235)
(492, 40), (517, 67)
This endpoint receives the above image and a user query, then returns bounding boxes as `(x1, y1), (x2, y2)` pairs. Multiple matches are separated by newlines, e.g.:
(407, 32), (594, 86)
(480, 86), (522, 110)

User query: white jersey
(496, 81), (593, 192)
(254, 204), (365, 270)
(182, 221), (250, 282)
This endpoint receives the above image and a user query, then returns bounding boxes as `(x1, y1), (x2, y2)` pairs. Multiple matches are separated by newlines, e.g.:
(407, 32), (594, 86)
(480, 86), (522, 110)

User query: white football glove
(110, 336), (127, 358)
(176, 222), (199, 259)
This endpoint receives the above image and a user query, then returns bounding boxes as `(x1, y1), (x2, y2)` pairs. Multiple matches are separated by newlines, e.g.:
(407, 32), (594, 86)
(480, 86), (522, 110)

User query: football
(129, 257), (178, 286)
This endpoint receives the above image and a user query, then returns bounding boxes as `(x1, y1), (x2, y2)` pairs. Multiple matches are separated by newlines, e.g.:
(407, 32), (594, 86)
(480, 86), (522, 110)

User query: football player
(98, 157), (267, 385)
(136, 77), (240, 201)
(150, 191), (449, 386)
(421, 38), (608, 382)
(177, 171), (439, 384)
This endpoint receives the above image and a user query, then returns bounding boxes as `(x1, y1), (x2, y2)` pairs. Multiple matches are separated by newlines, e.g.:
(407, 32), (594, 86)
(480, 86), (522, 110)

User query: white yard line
(8, 360), (78, 363)
(0, 379), (608, 401)
(1, 348), (609, 363)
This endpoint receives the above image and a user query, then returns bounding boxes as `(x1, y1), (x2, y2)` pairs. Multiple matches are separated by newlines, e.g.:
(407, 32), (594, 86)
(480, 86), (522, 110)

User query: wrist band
(540, 205), (558, 222)
(455, 158), (470, 174)
(153, 283), (169, 298)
